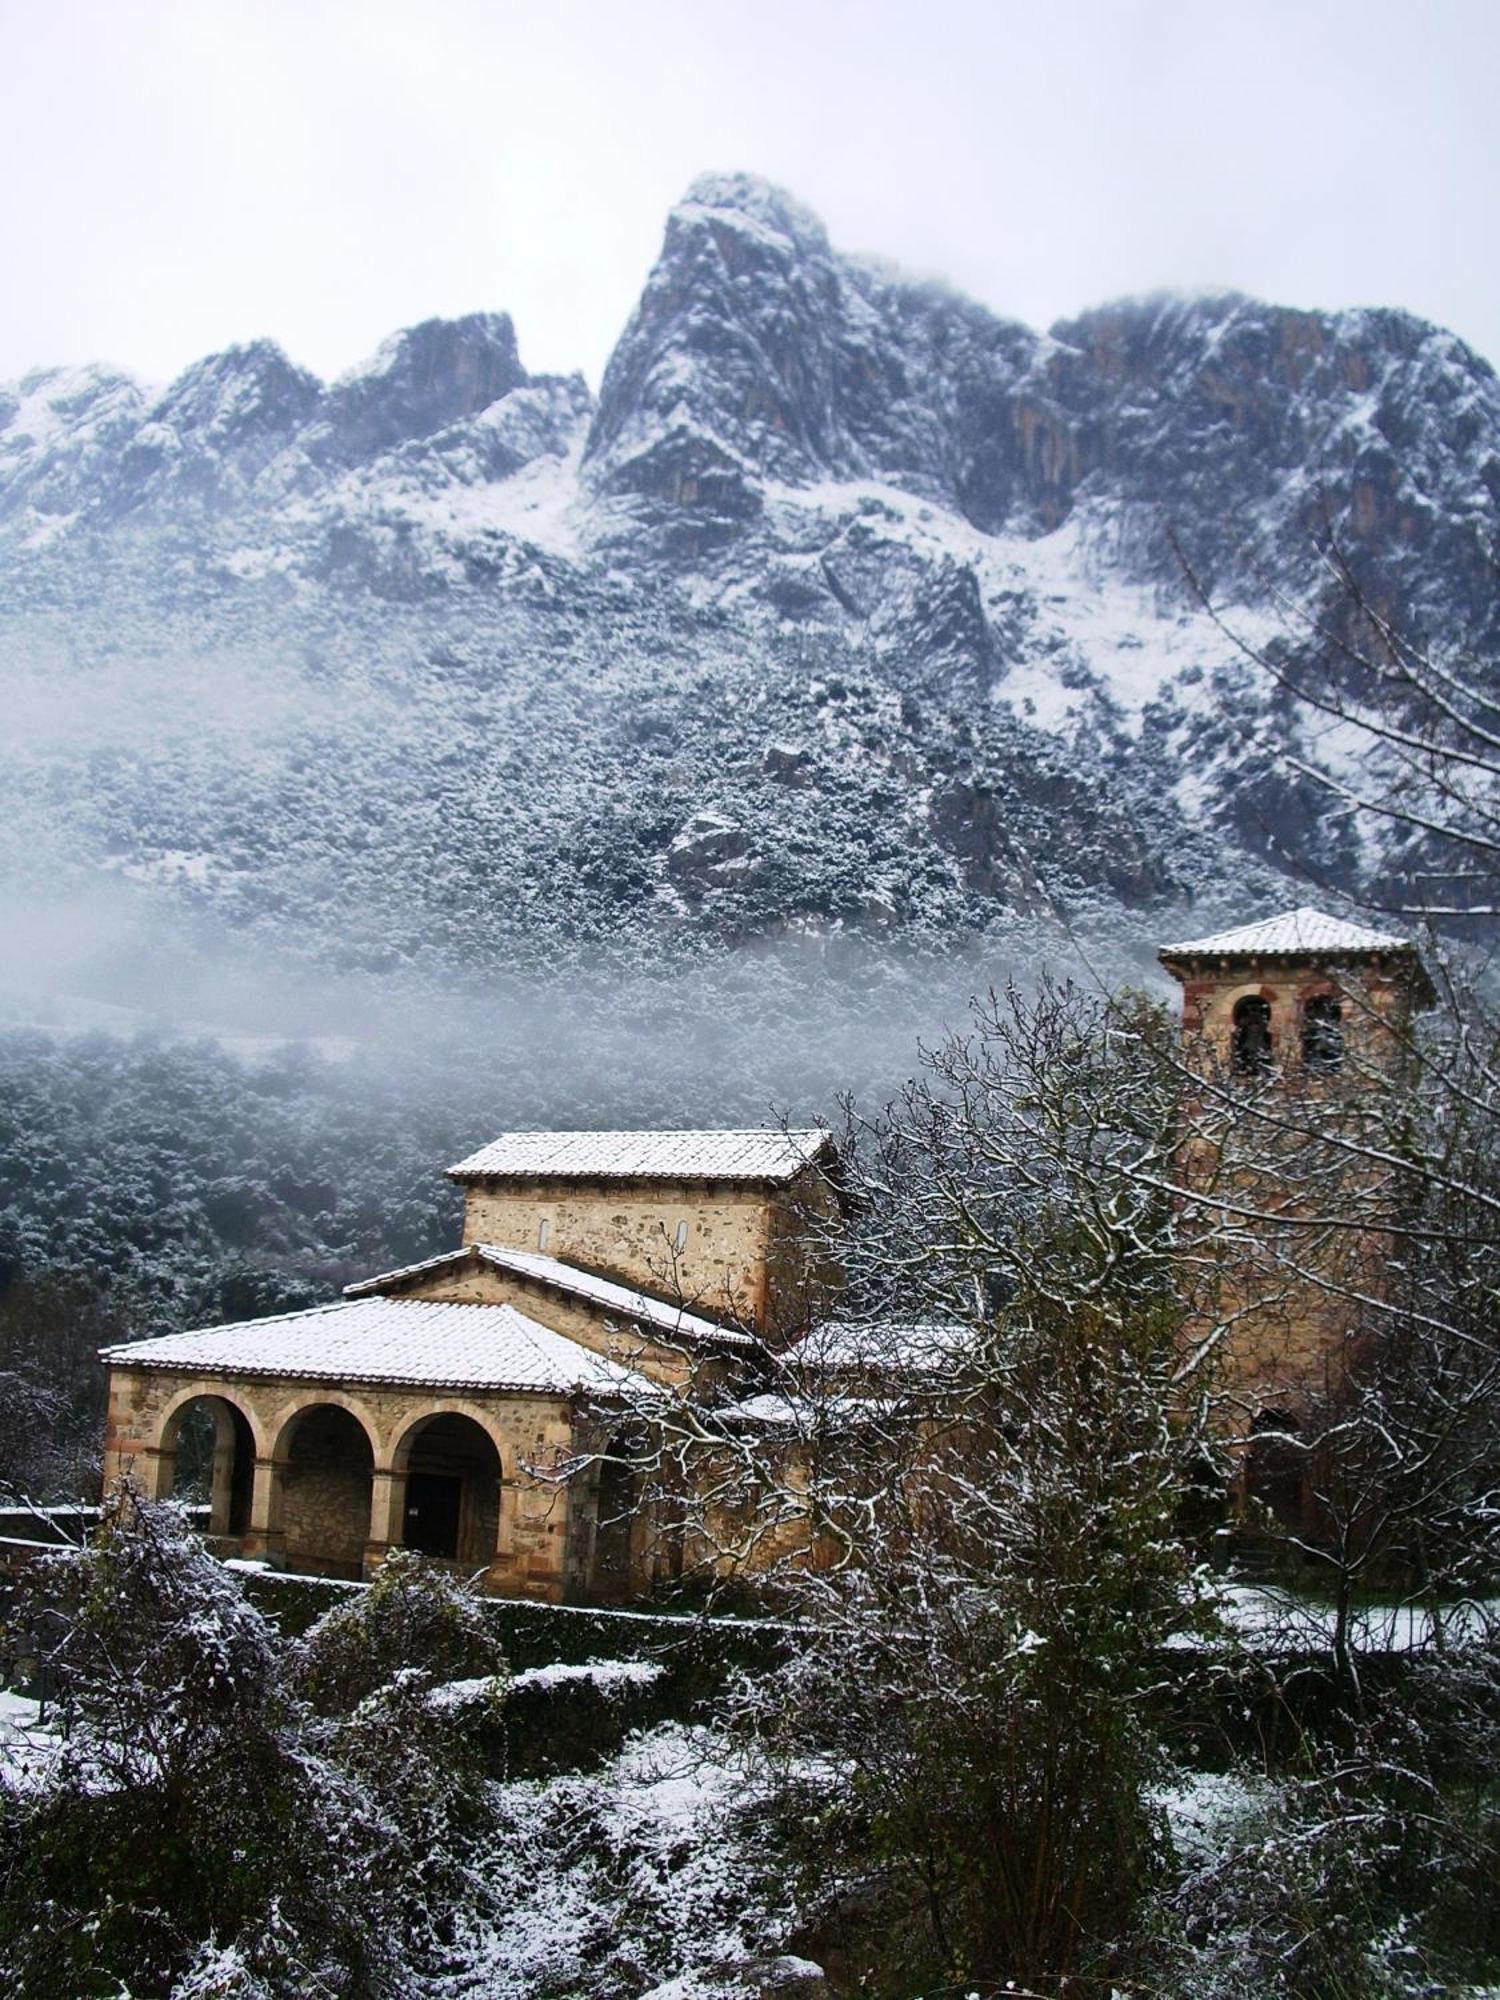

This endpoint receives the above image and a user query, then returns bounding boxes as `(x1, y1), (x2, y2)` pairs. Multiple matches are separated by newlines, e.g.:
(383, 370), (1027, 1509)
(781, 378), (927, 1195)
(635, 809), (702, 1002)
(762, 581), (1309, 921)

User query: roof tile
(1161, 906), (1414, 960)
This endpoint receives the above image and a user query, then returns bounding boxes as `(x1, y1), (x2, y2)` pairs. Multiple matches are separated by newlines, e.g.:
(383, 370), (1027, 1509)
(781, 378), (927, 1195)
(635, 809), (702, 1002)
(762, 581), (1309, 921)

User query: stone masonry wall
(458, 1178), (776, 1327)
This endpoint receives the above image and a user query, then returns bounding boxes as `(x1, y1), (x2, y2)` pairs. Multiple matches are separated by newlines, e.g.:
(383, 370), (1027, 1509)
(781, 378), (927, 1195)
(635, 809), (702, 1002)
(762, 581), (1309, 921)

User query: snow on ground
(1197, 1584), (1500, 1654)
(341, 437), (588, 564)
(419, 1722), (792, 2000)
(1153, 1766), (1278, 1866)
(0, 1687), (62, 1791)
(762, 473), (1283, 741)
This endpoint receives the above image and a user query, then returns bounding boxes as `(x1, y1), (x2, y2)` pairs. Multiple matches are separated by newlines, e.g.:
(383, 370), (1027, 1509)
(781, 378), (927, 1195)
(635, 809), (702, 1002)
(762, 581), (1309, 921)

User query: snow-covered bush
(294, 1545), (507, 1716)
(0, 1492), (396, 1998)
(419, 1722), (795, 2000)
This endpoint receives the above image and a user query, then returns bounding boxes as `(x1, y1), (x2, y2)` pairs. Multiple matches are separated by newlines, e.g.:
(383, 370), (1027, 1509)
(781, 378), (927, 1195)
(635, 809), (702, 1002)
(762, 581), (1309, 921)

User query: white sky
(2, 0), (1497, 391)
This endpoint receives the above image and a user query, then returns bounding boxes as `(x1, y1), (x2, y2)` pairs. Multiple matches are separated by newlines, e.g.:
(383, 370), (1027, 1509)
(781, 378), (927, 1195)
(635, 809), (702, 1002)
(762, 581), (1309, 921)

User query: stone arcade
(99, 907), (1434, 1597)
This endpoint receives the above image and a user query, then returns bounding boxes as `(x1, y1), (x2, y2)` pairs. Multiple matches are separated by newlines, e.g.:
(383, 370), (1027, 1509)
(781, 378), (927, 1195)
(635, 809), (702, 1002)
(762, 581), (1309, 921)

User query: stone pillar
(208, 1418), (237, 1538)
(240, 1456), (286, 1565)
(364, 1467), (406, 1576)
(130, 1442), (177, 1502)
(496, 1470), (571, 1602)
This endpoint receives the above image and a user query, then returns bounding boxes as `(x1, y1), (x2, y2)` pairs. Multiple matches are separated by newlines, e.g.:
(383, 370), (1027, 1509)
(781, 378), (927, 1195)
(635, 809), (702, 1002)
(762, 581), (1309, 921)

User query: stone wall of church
(457, 1175), (821, 1330)
(278, 1406), (373, 1578)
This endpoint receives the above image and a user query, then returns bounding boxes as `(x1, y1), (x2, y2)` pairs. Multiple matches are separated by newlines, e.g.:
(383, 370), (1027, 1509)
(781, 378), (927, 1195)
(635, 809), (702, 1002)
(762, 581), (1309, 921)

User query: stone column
(240, 1456), (286, 1565)
(129, 1442), (177, 1502)
(364, 1467), (406, 1577)
(208, 1417), (238, 1538)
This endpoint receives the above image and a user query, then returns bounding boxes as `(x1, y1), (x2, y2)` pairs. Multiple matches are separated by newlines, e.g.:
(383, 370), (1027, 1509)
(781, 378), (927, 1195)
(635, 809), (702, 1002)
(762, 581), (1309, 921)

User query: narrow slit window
(674, 1220), (690, 1254)
(1301, 995), (1344, 1074)
(537, 1219), (551, 1252)
(1231, 995), (1273, 1076)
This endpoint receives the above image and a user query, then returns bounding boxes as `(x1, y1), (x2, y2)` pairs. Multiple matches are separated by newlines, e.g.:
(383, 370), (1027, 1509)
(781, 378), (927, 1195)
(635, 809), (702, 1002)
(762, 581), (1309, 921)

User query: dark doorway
(1244, 1410), (1304, 1527)
(1232, 995), (1273, 1075)
(404, 1473), (463, 1558)
(395, 1413), (503, 1567)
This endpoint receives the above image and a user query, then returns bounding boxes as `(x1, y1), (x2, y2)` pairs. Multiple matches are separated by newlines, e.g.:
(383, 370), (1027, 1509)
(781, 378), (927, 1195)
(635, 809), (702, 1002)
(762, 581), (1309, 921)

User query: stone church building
(100, 1129), (837, 1601)
(99, 905), (1432, 1597)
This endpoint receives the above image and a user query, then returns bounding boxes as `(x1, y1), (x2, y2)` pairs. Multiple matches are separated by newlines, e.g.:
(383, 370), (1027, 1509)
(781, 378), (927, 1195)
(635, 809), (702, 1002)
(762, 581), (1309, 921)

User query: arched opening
(1243, 1409), (1304, 1528)
(394, 1413), (502, 1568)
(1301, 993), (1344, 1074)
(276, 1404), (376, 1580)
(159, 1395), (255, 1538)
(588, 1429), (645, 1603)
(1231, 994), (1273, 1076)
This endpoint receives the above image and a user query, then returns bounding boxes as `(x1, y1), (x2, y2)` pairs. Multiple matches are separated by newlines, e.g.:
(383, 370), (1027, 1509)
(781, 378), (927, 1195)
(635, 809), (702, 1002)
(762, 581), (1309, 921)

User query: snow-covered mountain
(3, 173), (1497, 997)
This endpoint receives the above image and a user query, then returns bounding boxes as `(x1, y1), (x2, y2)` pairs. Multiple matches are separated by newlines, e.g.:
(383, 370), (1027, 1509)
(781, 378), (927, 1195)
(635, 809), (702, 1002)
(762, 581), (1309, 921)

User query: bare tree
(618, 981), (1220, 1995)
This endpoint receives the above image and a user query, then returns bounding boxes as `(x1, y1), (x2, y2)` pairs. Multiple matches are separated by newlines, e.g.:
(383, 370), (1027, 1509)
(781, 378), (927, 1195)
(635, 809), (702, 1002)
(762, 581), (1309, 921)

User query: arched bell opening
(158, 1394), (255, 1539)
(393, 1413), (503, 1568)
(1301, 993), (1345, 1074)
(275, 1403), (377, 1580)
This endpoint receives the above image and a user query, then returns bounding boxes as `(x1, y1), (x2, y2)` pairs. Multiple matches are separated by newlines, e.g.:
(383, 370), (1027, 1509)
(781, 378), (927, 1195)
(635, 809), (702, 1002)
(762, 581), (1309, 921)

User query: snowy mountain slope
(1, 173), (1496, 1000)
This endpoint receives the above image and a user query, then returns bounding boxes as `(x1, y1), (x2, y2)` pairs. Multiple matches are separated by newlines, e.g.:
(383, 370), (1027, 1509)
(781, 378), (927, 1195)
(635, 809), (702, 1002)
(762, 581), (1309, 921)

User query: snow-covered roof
(784, 1319), (968, 1374)
(714, 1389), (896, 1430)
(447, 1127), (833, 1184)
(343, 1243), (754, 1347)
(100, 1296), (654, 1398)
(1160, 906), (1416, 961)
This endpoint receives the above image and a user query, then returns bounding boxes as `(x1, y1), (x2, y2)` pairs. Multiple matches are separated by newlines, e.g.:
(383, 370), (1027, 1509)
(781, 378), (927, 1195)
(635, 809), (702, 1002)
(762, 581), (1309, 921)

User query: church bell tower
(1158, 906), (1435, 1512)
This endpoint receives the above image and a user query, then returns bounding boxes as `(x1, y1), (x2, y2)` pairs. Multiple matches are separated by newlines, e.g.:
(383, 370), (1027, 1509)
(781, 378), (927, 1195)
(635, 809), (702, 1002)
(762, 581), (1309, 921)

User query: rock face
(311, 313), (529, 467)
(0, 174), (1496, 985)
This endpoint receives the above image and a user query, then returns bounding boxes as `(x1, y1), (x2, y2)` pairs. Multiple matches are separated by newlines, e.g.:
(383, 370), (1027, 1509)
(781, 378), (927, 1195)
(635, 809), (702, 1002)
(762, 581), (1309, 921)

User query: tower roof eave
(1158, 905), (1435, 1006)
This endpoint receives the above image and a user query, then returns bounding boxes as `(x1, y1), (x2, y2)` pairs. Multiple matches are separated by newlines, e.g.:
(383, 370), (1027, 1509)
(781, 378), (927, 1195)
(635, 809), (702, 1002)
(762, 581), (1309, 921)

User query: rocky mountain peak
(153, 340), (321, 438)
(311, 312), (528, 468)
(675, 171), (834, 254)
(0, 176), (1496, 984)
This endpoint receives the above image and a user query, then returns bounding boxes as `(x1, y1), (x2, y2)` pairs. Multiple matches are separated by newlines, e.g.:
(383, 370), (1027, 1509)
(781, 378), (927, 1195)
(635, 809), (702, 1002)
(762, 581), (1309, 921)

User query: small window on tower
(1301, 995), (1344, 1074)
(1231, 995), (1273, 1076)
(537, 1219), (551, 1252)
(674, 1220), (690, 1254)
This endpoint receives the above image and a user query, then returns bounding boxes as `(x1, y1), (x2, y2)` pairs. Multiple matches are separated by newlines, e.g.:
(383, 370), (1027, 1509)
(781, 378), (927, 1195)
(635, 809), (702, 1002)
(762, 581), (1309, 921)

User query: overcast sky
(3, 0), (1497, 392)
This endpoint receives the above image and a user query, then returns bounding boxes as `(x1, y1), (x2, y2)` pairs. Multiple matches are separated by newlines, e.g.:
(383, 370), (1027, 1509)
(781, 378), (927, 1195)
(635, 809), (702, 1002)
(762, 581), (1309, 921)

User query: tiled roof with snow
(447, 1127), (833, 1184)
(714, 1389), (896, 1430)
(100, 1296), (655, 1398)
(343, 1243), (755, 1347)
(1160, 906), (1415, 960)
(785, 1319), (967, 1374)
